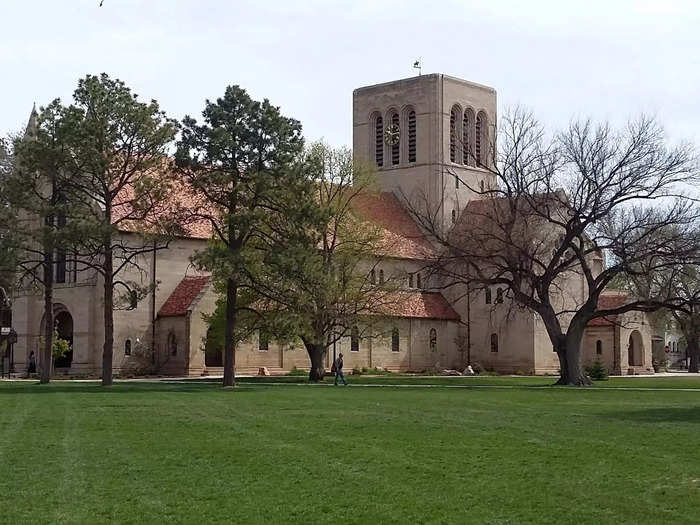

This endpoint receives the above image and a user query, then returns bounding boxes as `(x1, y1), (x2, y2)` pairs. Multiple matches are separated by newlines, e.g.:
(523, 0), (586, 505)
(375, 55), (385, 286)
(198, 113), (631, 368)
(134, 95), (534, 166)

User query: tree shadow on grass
(600, 406), (700, 424)
(0, 382), (262, 395)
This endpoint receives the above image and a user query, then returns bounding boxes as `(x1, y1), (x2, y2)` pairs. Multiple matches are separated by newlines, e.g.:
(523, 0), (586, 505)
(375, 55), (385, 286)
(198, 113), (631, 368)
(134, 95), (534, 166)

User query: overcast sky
(2, 0), (700, 147)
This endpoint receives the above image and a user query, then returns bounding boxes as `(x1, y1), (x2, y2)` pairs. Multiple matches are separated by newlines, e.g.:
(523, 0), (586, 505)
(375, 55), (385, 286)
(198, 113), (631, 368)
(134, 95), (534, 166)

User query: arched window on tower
(476, 112), (487, 167)
(429, 328), (437, 352)
(390, 112), (400, 165)
(462, 110), (472, 165)
(451, 209), (456, 224)
(374, 114), (383, 168)
(407, 109), (416, 163)
(450, 105), (460, 163)
(490, 333), (499, 353)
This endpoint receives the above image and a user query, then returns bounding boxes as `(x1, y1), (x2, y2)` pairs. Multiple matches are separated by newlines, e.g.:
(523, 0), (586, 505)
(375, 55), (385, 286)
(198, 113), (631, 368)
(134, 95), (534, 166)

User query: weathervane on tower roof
(413, 58), (422, 76)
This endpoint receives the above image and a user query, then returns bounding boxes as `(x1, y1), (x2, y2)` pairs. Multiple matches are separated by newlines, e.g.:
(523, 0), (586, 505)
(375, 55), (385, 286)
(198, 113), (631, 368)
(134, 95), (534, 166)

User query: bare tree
(406, 108), (700, 385)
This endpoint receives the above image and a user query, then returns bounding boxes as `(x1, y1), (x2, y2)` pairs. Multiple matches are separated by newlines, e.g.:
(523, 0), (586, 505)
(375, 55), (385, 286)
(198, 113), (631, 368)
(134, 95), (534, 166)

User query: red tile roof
(352, 192), (434, 260)
(379, 291), (460, 320)
(588, 292), (628, 327)
(158, 276), (211, 317)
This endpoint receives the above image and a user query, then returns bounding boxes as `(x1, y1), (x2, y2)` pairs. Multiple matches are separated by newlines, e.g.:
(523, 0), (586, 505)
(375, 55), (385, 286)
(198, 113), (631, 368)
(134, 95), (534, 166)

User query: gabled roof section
(158, 276), (211, 317)
(352, 191), (434, 260)
(588, 292), (628, 327)
(378, 291), (460, 321)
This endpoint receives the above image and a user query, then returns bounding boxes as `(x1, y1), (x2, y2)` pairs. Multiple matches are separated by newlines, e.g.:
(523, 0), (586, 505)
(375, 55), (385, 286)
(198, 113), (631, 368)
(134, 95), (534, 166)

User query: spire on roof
(24, 103), (38, 138)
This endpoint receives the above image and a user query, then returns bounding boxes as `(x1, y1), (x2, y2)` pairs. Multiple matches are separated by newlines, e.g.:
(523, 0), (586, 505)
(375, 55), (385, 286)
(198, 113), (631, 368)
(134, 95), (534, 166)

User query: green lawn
(1, 380), (699, 524)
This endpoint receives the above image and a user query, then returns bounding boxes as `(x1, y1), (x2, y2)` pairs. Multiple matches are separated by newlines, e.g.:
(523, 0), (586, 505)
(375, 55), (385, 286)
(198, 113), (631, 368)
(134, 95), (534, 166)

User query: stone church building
(10, 74), (654, 376)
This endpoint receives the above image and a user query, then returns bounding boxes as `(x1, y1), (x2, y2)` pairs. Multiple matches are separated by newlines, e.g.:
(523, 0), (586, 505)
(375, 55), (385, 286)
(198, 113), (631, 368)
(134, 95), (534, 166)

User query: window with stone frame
(351, 326), (360, 352)
(408, 273), (414, 288)
(125, 339), (132, 356)
(391, 327), (400, 352)
(485, 288), (492, 304)
(596, 340), (602, 355)
(496, 288), (504, 303)
(490, 333), (499, 353)
(258, 330), (269, 351)
(429, 328), (437, 352)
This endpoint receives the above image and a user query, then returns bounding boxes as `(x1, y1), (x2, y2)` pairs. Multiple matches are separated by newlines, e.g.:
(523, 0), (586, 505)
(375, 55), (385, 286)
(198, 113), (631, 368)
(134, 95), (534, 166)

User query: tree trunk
(101, 243), (114, 387)
(687, 339), (699, 374)
(554, 324), (592, 386)
(40, 251), (53, 384)
(222, 278), (237, 388)
(304, 341), (326, 382)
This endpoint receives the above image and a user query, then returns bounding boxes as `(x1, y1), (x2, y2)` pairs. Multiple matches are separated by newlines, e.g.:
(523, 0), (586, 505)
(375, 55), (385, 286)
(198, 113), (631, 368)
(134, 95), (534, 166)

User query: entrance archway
(40, 305), (74, 369)
(628, 330), (643, 367)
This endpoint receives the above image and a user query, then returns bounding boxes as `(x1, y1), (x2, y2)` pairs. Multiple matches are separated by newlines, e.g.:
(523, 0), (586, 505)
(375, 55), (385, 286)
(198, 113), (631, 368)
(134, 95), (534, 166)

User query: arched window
(370, 269), (376, 284)
(476, 112), (487, 167)
(379, 269), (385, 284)
(374, 114), (383, 168)
(124, 339), (132, 356)
(391, 112), (400, 166)
(490, 333), (499, 353)
(480, 180), (485, 193)
(351, 326), (359, 352)
(596, 340), (602, 355)
(485, 288), (492, 304)
(407, 109), (416, 163)
(450, 105), (459, 162)
(451, 209), (456, 224)
(496, 288), (504, 303)
(258, 330), (269, 352)
(462, 111), (471, 165)
(455, 174), (459, 189)
(429, 328), (437, 352)
(391, 327), (400, 352)
(408, 273), (414, 288)
(168, 332), (178, 356)
(416, 273), (422, 289)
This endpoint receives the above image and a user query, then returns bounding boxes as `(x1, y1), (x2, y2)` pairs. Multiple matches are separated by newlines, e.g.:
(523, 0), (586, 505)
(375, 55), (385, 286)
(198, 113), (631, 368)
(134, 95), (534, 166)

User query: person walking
(333, 352), (347, 386)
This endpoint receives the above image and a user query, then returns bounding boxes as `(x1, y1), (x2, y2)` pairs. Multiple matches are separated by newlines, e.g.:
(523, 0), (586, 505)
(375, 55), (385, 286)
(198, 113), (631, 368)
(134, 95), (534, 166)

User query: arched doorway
(40, 305), (74, 369)
(628, 330), (643, 367)
(53, 310), (73, 368)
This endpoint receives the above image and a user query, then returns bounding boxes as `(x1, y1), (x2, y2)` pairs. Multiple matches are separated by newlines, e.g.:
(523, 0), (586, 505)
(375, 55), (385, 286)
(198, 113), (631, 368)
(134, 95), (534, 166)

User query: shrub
(585, 359), (609, 381)
(286, 367), (307, 376)
(352, 367), (362, 376)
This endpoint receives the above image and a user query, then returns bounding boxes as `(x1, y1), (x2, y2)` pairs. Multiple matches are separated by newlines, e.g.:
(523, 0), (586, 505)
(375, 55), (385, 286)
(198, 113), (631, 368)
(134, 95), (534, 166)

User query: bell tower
(353, 74), (497, 227)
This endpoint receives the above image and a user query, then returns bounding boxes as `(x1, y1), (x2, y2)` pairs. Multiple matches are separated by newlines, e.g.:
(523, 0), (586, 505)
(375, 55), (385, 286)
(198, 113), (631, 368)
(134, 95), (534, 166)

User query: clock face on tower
(384, 124), (400, 146)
